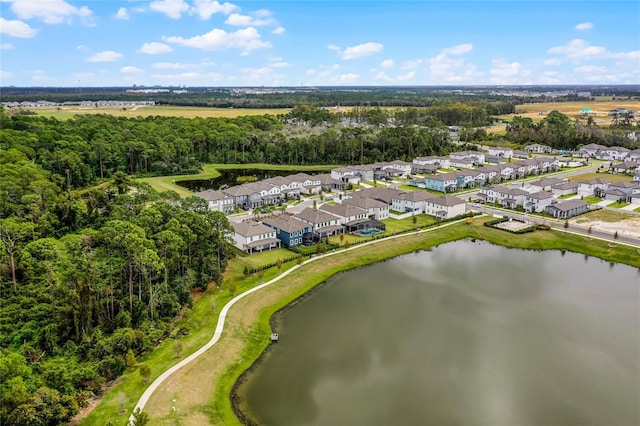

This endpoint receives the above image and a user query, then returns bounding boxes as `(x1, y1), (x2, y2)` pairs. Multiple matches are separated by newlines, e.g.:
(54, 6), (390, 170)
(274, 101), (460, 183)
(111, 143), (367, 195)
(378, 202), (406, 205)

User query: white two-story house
(193, 189), (235, 213)
(232, 221), (281, 253)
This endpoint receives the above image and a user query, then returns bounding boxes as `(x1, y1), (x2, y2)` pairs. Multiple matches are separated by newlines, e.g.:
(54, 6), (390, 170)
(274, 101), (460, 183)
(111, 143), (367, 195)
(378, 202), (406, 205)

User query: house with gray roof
(545, 199), (590, 219)
(342, 196), (390, 220)
(320, 203), (368, 225)
(262, 215), (313, 247)
(295, 207), (344, 237)
(424, 195), (466, 219)
(232, 221), (281, 253)
(551, 181), (579, 197)
(193, 189), (235, 213)
(524, 191), (554, 213)
(391, 191), (435, 213)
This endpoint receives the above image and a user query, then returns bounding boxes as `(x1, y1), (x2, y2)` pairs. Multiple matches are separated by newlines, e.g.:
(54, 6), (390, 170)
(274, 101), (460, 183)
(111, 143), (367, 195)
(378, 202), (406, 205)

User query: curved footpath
(130, 216), (640, 424)
(129, 219), (468, 423)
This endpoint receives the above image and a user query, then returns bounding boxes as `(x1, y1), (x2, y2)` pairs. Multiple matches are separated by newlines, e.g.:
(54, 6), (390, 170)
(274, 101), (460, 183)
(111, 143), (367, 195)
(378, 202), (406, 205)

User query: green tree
(0, 217), (35, 292)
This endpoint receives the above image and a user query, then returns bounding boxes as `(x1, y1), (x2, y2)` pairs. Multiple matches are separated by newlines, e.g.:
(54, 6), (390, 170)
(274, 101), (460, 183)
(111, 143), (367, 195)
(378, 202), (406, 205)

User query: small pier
(270, 333), (279, 343)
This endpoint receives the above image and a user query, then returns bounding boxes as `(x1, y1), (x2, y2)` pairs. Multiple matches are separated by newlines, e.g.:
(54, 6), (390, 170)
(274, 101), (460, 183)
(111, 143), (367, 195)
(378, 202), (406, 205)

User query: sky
(1, 0), (639, 87)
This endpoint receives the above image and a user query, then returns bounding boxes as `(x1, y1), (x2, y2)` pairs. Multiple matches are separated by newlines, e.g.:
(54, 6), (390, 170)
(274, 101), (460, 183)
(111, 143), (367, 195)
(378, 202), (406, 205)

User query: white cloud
(331, 42), (383, 60)
(338, 73), (360, 83)
(152, 62), (196, 69)
(0, 70), (14, 80)
(575, 22), (593, 30)
(270, 61), (292, 68)
(489, 59), (523, 84)
(380, 59), (394, 68)
(138, 42), (173, 55)
(76, 44), (88, 50)
(305, 68), (316, 76)
(163, 27), (271, 53)
(374, 71), (391, 82)
(1, 43), (14, 50)
(115, 7), (129, 20)
(149, 0), (189, 19)
(225, 12), (276, 27)
(396, 71), (415, 82)
(429, 43), (479, 82)
(442, 43), (473, 55)
(0, 18), (37, 38)
(574, 65), (607, 73)
(272, 26), (285, 35)
(8, 0), (93, 25)
(190, 0), (238, 19)
(402, 59), (423, 70)
(331, 64), (340, 70)
(86, 50), (123, 62)
(120, 66), (144, 74)
(547, 39), (606, 60)
(544, 58), (563, 66)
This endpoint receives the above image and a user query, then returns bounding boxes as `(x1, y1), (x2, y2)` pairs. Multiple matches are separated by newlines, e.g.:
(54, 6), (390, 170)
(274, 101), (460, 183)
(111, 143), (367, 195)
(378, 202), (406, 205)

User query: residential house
(605, 181), (639, 201)
(263, 176), (302, 198)
(351, 187), (403, 205)
(497, 164), (515, 181)
(551, 181), (579, 197)
(424, 195), (466, 219)
(193, 189), (235, 213)
(450, 158), (476, 169)
(580, 143), (607, 157)
(534, 157), (560, 173)
(488, 147), (513, 159)
(222, 185), (262, 209)
(421, 172), (461, 193)
(480, 165), (501, 184)
(318, 174), (346, 191)
(610, 161), (638, 175)
(634, 169), (640, 182)
(577, 178), (610, 197)
(512, 150), (529, 159)
(391, 191), (435, 213)
(411, 163), (439, 174)
(484, 155), (505, 164)
(594, 146), (630, 161)
(289, 173), (321, 194)
(412, 156), (451, 169)
(232, 221), (281, 253)
(331, 167), (358, 183)
(295, 207), (344, 238)
(524, 191), (555, 213)
(528, 177), (565, 192)
(320, 203), (368, 225)
(455, 169), (482, 188)
(449, 150), (485, 163)
(244, 181), (282, 206)
(495, 186), (528, 209)
(524, 143), (551, 154)
(342, 196), (390, 220)
(545, 200), (590, 219)
(627, 149), (640, 161)
(262, 215), (313, 248)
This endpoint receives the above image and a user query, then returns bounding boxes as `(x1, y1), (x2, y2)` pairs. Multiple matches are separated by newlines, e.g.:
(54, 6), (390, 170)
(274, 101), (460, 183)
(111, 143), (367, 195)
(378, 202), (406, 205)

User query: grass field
(30, 105), (291, 120)
(583, 196), (603, 204)
(607, 201), (630, 208)
(570, 172), (632, 183)
(558, 193), (577, 199)
(136, 163), (340, 197)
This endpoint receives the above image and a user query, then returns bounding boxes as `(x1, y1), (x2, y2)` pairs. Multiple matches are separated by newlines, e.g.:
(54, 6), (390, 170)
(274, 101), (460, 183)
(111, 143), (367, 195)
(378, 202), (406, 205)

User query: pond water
(236, 241), (640, 426)
(176, 168), (326, 192)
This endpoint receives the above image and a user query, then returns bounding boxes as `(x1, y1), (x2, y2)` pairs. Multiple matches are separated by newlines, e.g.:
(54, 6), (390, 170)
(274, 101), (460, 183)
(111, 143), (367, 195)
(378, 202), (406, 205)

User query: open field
(573, 209), (640, 239)
(490, 99), (640, 134)
(29, 105), (291, 120)
(569, 172), (633, 183)
(137, 163), (340, 197)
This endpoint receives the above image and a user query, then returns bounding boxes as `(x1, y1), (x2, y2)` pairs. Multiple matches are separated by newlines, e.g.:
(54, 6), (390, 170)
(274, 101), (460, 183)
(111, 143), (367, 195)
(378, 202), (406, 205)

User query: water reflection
(237, 241), (640, 426)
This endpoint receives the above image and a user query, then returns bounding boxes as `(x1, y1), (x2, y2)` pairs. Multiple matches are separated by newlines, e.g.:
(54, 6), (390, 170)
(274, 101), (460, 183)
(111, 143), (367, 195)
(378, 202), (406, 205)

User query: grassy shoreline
(124, 219), (640, 425)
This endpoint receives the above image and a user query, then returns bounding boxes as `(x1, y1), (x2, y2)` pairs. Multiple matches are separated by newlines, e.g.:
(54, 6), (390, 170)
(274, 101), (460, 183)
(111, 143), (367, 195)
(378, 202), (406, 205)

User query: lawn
(33, 105), (291, 120)
(607, 201), (630, 208)
(238, 248), (299, 268)
(558, 193), (577, 200)
(635, 207), (640, 212)
(571, 172), (633, 183)
(583, 196), (603, 204)
(381, 214), (439, 234)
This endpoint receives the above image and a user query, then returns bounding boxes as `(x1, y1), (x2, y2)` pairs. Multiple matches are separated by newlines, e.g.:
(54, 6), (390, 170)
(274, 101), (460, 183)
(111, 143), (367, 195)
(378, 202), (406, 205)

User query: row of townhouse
(232, 189), (467, 252)
(330, 161), (413, 183)
(409, 157), (561, 193)
(578, 144), (640, 161)
(478, 185), (591, 217)
(577, 179), (640, 203)
(194, 173), (323, 213)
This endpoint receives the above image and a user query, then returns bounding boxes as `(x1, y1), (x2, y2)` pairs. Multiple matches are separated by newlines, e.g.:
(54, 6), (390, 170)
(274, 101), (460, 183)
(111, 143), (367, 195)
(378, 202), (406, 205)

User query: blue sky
(1, 0), (639, 86)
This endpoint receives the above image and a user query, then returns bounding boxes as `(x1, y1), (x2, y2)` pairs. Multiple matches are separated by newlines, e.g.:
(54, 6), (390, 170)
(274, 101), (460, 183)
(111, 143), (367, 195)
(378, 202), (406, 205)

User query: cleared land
(30, 105), (291, 120)
(569, 172), (633, 183)
(573, 209), (640, 239)
(489, 99), (640, 134)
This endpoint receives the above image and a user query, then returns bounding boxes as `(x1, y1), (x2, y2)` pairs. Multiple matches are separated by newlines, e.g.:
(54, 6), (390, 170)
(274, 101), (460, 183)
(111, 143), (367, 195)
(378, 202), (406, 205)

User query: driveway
(621, 203), (640, 212)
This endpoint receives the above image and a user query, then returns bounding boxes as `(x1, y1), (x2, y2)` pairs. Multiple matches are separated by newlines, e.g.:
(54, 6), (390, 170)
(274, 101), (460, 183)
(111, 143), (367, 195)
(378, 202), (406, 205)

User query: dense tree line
(0, 143), (234, 424)
(504, 110), (639, 150)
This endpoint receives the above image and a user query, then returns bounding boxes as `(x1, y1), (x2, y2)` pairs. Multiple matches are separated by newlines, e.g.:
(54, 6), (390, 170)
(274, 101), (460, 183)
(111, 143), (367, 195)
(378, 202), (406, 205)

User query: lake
(236, 241), (640, 426)
(176, 168), (325, 192)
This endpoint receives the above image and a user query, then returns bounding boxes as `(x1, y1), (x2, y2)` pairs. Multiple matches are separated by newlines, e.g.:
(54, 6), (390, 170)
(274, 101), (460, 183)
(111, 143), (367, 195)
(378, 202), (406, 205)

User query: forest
(0, 100), (637, 424)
